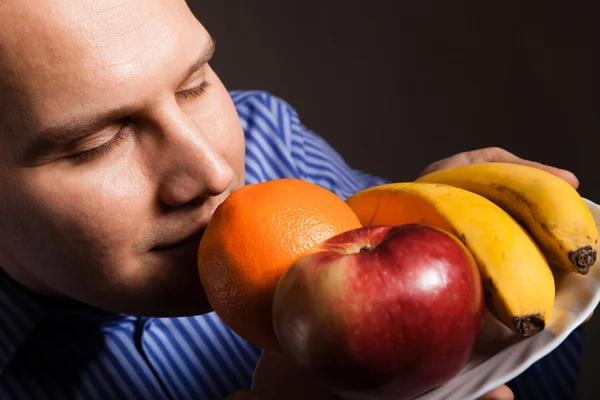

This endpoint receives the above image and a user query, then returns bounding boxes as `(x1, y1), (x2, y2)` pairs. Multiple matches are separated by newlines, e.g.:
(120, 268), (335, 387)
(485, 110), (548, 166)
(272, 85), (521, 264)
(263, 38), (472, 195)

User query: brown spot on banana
(489, 183), (532, 208)
(483, 278), (497, 315)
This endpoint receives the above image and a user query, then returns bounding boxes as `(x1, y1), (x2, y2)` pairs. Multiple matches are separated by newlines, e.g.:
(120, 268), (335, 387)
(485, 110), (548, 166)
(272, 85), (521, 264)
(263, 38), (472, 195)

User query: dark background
(189, 1), (597, 397)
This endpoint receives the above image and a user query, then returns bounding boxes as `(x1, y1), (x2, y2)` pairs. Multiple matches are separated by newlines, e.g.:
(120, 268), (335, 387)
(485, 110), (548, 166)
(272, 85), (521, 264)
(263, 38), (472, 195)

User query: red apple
(272, 224), (484, 400)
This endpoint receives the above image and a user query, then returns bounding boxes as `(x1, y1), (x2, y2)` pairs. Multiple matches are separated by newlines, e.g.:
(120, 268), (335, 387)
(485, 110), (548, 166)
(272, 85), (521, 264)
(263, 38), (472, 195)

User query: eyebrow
(180, 36), (216, 86)
(22, 36), (217, 162)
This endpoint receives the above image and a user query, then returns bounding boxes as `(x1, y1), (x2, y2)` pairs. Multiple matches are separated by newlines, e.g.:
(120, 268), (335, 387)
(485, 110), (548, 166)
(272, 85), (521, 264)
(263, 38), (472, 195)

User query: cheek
(44, 161), (149, 252)
(6, 158), (151, 282)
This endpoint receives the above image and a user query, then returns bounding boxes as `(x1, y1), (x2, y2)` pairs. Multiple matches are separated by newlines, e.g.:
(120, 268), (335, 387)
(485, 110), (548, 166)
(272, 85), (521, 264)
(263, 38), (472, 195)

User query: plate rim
(465, 197), (600, 399)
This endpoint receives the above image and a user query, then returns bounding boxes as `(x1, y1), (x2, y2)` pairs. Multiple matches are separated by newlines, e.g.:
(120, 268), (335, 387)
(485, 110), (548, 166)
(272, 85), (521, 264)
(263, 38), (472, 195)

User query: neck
(0, 251), (64, 297)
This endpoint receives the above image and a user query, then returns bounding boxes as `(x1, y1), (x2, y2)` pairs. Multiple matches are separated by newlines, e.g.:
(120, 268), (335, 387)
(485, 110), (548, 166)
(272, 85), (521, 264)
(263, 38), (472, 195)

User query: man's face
(0, 0), (246, 316)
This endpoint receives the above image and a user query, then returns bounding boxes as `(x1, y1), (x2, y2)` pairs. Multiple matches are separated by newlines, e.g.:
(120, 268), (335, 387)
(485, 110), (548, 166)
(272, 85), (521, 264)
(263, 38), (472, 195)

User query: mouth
(151, 227), (206, 252)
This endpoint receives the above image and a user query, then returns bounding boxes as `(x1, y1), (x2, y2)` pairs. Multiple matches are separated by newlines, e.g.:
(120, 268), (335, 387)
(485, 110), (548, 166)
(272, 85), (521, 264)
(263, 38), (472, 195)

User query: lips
(151, 227), (206, 252)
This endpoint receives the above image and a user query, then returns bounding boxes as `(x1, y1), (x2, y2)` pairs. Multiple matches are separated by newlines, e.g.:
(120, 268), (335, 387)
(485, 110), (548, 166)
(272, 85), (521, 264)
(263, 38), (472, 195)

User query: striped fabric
(0, 91), (583, 400)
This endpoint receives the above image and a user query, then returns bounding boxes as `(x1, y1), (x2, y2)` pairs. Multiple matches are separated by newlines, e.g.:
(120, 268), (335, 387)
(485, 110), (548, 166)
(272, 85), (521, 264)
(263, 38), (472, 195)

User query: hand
(476, 384), (514, 400)
(225, 389), (259, 400)
(417, 146), (579, 189)
(225, 351), (339, 400)
(230, 351), (514, 400)
(249, 351), (340, 400)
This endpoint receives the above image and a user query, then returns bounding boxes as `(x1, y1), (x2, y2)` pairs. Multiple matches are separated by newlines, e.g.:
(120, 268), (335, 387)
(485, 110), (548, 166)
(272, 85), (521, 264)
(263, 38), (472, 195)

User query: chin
(102, 249), (214, 317)
(136, 287), (213, 317)
(114, 278), (213, 318)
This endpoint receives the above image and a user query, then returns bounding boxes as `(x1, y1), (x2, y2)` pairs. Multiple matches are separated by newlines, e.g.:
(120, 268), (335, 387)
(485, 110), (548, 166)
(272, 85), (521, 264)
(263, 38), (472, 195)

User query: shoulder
(232, 90), (302, 183)
(230, 90), (298, 143)
(230, 90), (388, 198)
(230, 90), (295, 114)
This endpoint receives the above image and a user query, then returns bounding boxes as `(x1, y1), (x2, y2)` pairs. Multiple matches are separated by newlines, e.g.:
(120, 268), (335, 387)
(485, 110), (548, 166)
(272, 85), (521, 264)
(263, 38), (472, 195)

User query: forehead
(0, 0), (206, 132)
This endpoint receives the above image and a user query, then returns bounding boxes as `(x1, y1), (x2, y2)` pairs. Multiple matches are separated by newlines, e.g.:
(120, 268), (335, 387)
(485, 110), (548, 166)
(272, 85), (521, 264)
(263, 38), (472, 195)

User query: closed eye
(176, 81), (210, 100)
(67, 125), (130, 163)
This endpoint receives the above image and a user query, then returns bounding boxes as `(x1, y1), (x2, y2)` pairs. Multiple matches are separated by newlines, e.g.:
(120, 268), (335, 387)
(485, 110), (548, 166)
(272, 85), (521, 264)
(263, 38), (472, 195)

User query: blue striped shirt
(0, 91), (583, 399)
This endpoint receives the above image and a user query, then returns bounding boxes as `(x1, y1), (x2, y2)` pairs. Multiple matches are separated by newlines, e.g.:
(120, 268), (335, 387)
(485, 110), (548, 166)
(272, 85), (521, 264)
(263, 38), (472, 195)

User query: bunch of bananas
(345, 162), (598, 338)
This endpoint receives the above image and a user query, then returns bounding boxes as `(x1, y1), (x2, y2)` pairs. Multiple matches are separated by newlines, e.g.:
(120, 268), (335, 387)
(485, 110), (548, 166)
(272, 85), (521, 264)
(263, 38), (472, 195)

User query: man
(0, 1), (587, 399)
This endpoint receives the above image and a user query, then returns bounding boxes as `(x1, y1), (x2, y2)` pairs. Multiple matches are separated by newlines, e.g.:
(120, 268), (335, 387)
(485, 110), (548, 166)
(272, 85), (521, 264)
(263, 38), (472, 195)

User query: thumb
(225, 389), (260, 400)
(477, 385), (514, 400)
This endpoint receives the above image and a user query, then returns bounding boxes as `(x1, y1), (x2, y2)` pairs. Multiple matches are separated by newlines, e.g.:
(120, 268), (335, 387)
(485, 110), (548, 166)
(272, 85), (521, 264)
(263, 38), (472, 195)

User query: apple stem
(359, 244), (373, 253)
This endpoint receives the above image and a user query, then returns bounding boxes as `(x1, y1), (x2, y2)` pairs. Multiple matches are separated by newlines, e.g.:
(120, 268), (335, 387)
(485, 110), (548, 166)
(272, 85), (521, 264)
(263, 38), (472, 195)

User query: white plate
(414, 197), (600, 400)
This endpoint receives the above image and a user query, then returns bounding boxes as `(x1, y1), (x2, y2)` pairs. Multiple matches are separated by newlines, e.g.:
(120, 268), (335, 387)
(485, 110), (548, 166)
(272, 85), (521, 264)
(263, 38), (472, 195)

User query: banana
(345, 182), (555, 337)
(416, 162), (598, 275)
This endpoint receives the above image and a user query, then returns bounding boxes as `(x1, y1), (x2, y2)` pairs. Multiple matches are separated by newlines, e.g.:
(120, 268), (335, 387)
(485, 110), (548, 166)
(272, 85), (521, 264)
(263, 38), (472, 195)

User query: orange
(197, 178), (362, 351)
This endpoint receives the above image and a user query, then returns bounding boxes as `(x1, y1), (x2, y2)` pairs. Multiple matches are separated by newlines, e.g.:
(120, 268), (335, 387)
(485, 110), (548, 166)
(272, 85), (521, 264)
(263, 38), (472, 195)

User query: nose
(154, 107), (234, 208)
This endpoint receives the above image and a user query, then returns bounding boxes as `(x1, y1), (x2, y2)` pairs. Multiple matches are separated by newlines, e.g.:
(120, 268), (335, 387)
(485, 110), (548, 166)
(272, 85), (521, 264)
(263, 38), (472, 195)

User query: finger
(497, 155), (579, 189)
(477, 384), (514, 400)
(225, 389), (260, 400)
(416, 153), (470, 178)
(475, 147), (579, 189)
(252, 352), (342, 400)
(418, 147), (579, 189)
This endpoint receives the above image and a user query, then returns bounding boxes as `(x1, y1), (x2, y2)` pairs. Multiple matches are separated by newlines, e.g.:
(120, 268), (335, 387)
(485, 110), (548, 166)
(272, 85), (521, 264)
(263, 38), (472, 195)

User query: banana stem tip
(514, 315), (545, 337)
(569, 246), (597, 275)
